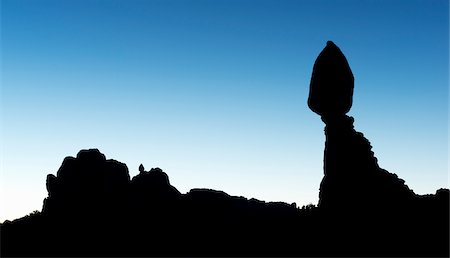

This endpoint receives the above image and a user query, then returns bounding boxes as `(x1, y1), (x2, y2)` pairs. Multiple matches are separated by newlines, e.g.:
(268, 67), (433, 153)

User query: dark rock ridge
(1, 41), (448, 257)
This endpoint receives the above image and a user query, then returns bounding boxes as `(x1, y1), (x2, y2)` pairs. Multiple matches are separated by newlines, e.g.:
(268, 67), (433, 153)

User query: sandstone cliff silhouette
(1, 41), (448, 257)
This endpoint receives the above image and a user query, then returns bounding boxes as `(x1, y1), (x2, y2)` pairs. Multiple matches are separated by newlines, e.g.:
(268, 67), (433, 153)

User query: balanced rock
(308, 41), (354, 117)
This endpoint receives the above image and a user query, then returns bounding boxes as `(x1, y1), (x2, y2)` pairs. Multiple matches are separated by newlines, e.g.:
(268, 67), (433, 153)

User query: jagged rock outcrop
(42, 149), (130, 219)
(128, 167), (182, 229)
(130, 167), (181, 200)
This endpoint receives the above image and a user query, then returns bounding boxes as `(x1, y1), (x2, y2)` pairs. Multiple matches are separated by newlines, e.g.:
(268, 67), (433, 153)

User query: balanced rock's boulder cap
(308, 41), (354, 117)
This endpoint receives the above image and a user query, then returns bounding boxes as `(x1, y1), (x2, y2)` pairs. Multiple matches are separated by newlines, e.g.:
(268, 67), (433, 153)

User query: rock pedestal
(309, 42), (415, 212)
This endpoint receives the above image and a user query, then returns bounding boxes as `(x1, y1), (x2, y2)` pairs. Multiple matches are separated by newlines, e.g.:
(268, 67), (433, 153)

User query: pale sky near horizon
(1, 0), (448, 222)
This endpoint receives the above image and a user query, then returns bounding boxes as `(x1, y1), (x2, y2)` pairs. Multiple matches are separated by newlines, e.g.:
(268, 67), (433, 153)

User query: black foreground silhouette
(1, 41), (448, 257)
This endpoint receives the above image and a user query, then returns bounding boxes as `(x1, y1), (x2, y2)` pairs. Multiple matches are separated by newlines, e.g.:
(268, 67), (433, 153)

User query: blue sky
(1, 0), (448, 221)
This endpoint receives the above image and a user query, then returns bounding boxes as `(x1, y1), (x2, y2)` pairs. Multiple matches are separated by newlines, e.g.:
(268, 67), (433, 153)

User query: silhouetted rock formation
(310, 42), (415, 213)
(43, 149), (130, 219)
(1, 41), (448, 257)
(308, 41), (354, 116)
(310, 41), (449, 256)
(310, 42), (421, 216)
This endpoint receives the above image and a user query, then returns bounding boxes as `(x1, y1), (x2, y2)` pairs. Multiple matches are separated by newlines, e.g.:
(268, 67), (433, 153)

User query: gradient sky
(1, 0), (448, 222)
